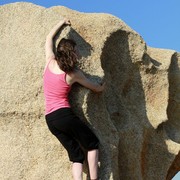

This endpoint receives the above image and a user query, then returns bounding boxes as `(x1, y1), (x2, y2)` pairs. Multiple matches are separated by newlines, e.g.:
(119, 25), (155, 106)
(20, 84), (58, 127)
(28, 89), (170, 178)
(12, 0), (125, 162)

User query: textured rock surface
(0, 2), (180, 180)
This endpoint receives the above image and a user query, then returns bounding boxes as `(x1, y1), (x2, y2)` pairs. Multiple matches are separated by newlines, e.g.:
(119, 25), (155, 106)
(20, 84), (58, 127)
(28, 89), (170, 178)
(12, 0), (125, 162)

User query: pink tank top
(43, 61), (71, 115)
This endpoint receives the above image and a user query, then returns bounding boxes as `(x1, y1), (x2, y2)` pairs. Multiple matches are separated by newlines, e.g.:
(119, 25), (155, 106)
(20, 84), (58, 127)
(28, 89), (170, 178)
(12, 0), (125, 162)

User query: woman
(43, 19), (105, 180)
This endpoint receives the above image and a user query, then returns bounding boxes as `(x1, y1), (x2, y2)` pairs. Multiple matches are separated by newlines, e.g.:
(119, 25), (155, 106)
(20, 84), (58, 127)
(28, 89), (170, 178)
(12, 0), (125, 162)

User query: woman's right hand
(63, 18), (71, 25)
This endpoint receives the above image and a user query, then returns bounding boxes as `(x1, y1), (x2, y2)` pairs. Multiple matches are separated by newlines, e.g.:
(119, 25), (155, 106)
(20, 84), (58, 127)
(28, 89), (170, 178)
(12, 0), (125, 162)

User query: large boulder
(0, 2), (179, 180)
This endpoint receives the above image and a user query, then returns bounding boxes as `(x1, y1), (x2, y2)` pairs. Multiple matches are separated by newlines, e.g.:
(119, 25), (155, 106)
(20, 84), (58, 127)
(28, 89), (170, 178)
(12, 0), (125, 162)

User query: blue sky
(1, 0), (180, 179)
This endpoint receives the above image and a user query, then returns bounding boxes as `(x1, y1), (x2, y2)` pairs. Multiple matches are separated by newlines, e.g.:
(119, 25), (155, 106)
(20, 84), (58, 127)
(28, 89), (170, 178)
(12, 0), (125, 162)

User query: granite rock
(0, 2), (180, 180)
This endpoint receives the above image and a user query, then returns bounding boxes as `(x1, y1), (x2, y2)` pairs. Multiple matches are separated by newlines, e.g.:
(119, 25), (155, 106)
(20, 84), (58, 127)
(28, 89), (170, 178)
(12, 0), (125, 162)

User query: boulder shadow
(85, 29), (177, 180)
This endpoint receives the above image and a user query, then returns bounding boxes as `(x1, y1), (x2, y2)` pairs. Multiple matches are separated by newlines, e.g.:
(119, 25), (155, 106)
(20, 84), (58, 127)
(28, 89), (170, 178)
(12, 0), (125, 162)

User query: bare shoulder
(66, 69), (84, 85)
(66, 69), (78, 85)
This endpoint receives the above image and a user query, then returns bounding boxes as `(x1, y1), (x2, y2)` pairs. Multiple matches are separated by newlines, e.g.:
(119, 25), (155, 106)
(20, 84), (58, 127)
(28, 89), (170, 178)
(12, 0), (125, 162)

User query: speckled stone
(0, 2), (180, 180)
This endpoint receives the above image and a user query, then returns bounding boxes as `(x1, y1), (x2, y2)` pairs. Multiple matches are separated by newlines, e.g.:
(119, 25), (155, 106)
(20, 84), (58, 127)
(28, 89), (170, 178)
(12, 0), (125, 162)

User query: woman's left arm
(70, 69), (105, 93)
(45, 19), (70, 62)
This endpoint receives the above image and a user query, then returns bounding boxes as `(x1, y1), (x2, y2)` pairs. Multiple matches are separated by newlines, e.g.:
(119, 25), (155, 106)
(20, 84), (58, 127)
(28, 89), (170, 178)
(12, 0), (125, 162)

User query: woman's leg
(72, 162), (83, 180)
(48, 109), (99, 179)
(45, 109), (85, 179)
(48, 130), (85, 180)
(67, 116), (99, 179)
(46, 118), (85, 179)
(88, 149), (99, 180)
(72, 149), (99, 180)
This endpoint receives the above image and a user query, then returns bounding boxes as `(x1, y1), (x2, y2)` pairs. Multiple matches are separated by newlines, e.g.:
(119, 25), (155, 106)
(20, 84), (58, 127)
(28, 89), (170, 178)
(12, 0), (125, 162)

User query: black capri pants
(45, 107), (99, 164)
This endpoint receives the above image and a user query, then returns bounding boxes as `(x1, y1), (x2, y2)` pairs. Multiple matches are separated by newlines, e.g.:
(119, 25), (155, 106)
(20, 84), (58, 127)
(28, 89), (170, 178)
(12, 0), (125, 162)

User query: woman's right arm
(45, 19), (70, 63)
(68, 69), (105, 93)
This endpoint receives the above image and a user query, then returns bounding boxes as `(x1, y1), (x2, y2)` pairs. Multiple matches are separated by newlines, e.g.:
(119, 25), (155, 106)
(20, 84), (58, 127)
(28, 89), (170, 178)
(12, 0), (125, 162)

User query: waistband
(45, 107), (74, 121)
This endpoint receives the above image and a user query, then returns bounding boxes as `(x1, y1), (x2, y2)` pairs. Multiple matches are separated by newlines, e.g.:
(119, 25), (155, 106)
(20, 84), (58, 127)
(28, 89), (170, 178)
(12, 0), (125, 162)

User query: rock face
(0, 2), (180, 180)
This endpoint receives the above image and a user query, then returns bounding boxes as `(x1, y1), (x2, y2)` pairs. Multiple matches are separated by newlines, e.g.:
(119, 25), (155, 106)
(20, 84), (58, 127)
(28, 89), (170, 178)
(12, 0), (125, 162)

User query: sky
(1, 0), (180, 179)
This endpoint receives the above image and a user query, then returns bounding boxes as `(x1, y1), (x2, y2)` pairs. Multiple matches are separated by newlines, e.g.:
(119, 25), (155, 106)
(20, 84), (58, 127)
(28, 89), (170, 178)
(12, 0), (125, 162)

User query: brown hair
(55, 38), (78, 73)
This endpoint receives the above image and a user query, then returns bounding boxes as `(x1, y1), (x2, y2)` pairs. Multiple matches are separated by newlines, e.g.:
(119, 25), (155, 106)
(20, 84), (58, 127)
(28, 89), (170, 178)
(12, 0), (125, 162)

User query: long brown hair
(55, 38), (78, 73)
